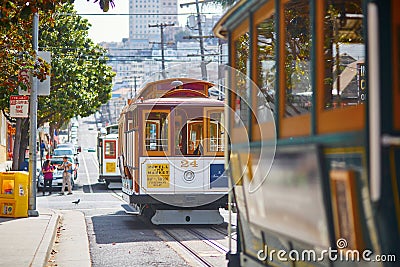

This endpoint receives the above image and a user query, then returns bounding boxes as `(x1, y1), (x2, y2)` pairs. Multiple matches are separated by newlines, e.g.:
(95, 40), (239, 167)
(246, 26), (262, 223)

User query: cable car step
(107, 182), (122, 189)
(121, 204), (140, 215)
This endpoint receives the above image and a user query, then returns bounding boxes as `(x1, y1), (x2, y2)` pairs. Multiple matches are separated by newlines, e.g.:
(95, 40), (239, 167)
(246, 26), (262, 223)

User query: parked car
(52, 147), (79, 166)
(53, 147), (74, 156)
(70, 133), (78, 142)
(70, 137), (78, 145)
(37, 156), (77, 192)
(57, 143), (81, 154)
(58, 130), (69, 143)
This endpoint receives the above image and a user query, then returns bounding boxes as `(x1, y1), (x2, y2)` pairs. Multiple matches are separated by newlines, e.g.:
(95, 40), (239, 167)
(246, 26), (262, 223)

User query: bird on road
(72, 199), (80, 205)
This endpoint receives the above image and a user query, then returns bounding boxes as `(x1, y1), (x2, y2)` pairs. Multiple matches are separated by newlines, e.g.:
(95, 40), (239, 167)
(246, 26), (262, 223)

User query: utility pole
(195, 0), (207, 80)
(133, 76), (138, 97)
(28, 12), (39, 217)
(149, 23), (174, 78)
(130, 76), (139, 98)
(180, 0), (208, 80)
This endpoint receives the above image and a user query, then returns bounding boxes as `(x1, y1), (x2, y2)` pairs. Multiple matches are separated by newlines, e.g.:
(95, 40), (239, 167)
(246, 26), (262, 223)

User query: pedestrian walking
(40, 140), (46, 159)
(59, 156), (73, 195)
(42, 160), (54, 196)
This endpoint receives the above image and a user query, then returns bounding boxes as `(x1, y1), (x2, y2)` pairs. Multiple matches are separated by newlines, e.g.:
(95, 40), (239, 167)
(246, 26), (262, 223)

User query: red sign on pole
(10, 95), (29, 118)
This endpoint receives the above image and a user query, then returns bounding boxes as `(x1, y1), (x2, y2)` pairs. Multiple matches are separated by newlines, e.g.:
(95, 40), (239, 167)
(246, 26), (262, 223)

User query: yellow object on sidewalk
(0, 172), (29, 218)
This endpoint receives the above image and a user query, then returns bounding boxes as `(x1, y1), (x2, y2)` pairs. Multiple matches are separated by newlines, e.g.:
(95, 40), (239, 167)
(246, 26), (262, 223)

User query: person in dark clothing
(40, 140), (46, 159)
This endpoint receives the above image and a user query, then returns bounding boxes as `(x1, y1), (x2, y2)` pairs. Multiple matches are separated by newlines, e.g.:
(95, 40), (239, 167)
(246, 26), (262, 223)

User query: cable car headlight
(183, 170), (195, 182)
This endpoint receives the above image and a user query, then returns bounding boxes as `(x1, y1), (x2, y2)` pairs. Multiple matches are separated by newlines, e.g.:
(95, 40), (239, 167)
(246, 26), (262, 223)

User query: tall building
(129, 0), (178, 49)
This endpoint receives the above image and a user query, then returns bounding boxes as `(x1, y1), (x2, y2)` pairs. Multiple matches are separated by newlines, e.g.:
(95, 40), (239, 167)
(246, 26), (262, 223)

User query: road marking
(82, 152), (94, 194)
(91, 156), (98, 165)
(110, 190), (124, 201)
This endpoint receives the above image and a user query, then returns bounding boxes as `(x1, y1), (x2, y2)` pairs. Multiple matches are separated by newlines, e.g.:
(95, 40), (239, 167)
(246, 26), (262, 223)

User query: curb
(31, 210), (61, 267)
(55, 210), (91, 267)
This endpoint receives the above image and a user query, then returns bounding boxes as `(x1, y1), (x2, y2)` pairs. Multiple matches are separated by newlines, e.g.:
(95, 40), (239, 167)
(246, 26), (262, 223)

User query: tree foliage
(0, 0), (65, 110)
(0, 1), (114, 169)
(92, 0), (115, 12)
(38, 3), (115, 128)
(0, 0), (110, 111)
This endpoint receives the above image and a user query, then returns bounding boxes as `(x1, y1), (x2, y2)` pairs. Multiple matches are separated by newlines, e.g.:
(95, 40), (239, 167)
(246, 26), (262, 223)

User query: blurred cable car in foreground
(214, 0), (399, 266)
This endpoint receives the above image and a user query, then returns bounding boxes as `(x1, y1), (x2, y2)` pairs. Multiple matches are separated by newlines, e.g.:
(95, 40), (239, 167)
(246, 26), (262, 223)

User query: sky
(73, 0), (223, 44)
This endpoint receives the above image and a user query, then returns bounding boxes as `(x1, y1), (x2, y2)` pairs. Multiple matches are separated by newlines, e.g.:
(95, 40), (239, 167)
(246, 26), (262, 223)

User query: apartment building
(129, 0), (178, 49)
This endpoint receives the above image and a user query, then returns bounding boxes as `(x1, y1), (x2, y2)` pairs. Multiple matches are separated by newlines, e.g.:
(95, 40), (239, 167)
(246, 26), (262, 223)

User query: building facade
(129, 0), (178, 49)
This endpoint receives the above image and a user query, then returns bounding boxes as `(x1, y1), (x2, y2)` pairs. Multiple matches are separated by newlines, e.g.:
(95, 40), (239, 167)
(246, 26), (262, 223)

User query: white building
(129, 0), (178, 49)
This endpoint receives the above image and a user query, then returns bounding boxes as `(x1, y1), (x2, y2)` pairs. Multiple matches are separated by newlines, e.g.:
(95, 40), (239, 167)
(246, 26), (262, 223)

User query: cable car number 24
(180, 160), (198, 168)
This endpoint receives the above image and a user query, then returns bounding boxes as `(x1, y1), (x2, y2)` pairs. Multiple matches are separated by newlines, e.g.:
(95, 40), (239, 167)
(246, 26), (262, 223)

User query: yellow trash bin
(0, 172), (29, 218)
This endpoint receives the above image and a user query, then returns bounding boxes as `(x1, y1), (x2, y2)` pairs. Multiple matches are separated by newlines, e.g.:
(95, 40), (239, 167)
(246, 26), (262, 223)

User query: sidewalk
(0, 209), (91, 267)
(0, 208), (59, 267)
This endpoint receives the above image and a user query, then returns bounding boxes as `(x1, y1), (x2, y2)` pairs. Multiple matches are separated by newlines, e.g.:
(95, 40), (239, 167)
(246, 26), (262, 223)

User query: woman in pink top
(42, 160), (54, 196)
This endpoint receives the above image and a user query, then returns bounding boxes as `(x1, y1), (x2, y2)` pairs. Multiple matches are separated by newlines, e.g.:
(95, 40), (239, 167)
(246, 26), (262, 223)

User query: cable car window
(104, 140), (116, 159)
(187, 120), (203, 155)
(257, 13), (276, 123)
(145, 112), (169, 151)
(174, 108), (187, 155)
(234, 32), (250, 127)
(209, 112), (225, 152)
(284, 0), (312, 117)
(324, 0), (365, 109)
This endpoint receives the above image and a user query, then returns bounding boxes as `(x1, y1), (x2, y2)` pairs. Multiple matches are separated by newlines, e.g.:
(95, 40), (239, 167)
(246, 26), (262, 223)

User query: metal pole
(149, 23), (174, 79)
(28, 12), (39, 217)
(134, 77), (137, 97)
(160, 25), (166, 78)
(195, 0), (207, 80)
(130, 82), (133, 99)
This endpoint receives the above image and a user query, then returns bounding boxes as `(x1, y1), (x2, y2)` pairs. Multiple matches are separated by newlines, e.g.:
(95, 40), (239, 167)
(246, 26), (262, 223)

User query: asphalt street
(37, 116), (208, 266)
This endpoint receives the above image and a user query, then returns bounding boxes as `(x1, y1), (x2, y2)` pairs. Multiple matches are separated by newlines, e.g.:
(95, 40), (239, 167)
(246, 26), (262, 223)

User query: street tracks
(156, 225), (235, 267)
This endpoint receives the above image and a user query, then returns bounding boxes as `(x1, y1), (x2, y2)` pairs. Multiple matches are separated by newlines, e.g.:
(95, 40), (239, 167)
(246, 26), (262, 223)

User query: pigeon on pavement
(72, 199), (80, 205)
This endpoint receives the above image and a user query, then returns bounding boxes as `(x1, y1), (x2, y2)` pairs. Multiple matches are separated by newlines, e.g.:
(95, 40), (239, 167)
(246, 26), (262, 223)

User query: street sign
(18, 51), (51, 96)
(10, 96), (29, 118)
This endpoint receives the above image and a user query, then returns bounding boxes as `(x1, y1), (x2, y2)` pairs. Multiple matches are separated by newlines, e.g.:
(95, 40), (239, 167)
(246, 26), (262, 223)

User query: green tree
(38, 4), (114, 127)
(0, 0), (67, 169)
(1, 3), (115, 170)
(37, 3), (114, 158)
